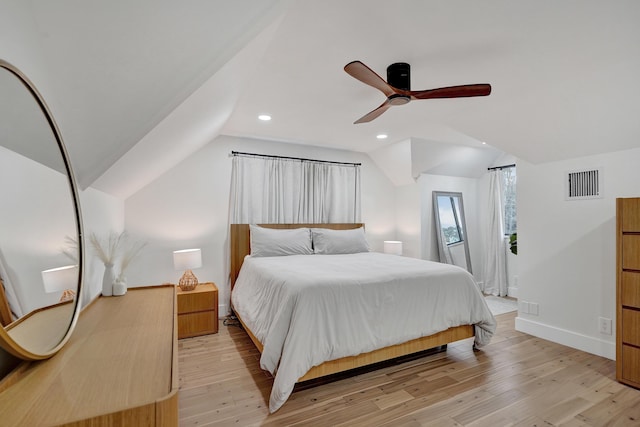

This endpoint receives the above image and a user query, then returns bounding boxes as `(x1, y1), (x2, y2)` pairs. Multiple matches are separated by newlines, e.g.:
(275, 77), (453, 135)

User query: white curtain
(229, 155), (361, 224)
(0, 248), (24, 320)
(482, 170), (508, 296)
(437, 228), (453, 265)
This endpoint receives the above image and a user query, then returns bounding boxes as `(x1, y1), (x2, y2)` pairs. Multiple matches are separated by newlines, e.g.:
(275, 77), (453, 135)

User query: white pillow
(249, 225), (313, 257)
(311, 227), (370, 254)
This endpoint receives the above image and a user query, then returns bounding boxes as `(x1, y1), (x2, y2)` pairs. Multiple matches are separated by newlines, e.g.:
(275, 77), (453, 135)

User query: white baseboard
(515, 316), (615, 361)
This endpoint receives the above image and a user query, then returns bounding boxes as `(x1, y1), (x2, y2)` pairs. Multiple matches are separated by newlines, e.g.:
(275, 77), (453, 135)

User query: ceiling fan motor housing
(387, 62), (410, 91)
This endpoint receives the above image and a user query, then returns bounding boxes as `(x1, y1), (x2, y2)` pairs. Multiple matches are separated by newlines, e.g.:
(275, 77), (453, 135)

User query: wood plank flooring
(178, 312), (640, 426)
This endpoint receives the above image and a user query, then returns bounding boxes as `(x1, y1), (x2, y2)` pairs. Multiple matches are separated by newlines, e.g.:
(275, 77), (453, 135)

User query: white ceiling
(17, 1), (640, 198)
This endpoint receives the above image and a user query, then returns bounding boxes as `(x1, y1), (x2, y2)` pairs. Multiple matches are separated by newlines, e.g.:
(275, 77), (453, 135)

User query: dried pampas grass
(89, 231), (125, 266)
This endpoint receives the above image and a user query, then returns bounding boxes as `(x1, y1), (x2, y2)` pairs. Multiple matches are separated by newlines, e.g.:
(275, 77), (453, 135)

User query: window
(502, 167), (517, 235)
(436, 195), (464, 245)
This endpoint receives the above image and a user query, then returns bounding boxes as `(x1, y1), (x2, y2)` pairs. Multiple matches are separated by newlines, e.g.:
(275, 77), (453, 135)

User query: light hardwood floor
(178, 312), (640, 426)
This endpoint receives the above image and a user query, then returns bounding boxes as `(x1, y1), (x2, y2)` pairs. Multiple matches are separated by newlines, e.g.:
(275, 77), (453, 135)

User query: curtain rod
(487, 163), (516, 171)
(231, 151), (361, 166)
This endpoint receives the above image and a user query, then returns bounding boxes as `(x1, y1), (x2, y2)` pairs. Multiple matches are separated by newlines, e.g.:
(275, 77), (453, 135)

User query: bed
(230, 223), (496, 412)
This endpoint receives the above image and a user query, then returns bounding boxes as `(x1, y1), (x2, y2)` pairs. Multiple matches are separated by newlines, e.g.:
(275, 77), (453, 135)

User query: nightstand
(176, 282), (218, 339)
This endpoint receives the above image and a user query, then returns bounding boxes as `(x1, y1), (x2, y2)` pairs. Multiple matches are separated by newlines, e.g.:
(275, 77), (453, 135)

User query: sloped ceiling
(26, 0), (286, 191)
(369, 137), (503, 187)
(410, 138), (503, 180)
(9, 1), (640, 197)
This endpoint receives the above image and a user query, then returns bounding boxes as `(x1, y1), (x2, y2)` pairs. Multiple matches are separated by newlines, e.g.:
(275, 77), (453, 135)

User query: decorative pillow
(311, 227), (370, 255)
(249, 225), (313, 257)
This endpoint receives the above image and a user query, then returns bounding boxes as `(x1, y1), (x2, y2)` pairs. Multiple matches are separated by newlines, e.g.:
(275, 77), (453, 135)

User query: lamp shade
(173, 249), (202, 271)
(42, 265), (78, 293)
(383, 240), (403, 255)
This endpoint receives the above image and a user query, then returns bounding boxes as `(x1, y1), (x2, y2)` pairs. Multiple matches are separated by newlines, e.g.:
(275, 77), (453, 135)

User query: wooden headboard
(229, 223), (364, 289)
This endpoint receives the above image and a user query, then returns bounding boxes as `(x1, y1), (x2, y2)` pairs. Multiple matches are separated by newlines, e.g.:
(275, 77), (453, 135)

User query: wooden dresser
(616, 197), (640, 389)
(0, 285), (178, 426)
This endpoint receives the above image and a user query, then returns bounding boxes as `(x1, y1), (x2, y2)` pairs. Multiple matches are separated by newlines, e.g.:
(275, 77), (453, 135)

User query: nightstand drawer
(178, 311), (217, 339)
(177, 289), (215, 314)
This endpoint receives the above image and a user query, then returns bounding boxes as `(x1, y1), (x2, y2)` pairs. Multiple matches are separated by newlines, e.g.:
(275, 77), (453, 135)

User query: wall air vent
(565, 168), (602, 200)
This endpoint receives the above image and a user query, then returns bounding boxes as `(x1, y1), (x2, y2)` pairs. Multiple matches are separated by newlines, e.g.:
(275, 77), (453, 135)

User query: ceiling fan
(344, 60), (491, 124)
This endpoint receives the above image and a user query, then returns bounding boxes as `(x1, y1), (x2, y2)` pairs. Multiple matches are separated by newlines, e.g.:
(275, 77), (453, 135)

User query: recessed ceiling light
(376, 133), (388, 140)
(258, 114), (271, 121)
(481, 141), (487, 145)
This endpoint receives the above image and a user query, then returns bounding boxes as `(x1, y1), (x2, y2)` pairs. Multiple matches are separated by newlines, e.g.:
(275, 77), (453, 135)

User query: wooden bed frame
(229, 223), (474, 383)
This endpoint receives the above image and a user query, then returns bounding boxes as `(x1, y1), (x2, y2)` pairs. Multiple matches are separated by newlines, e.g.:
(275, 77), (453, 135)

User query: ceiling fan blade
(354, 99), (393, 124)
(344, 61), (398, 97)
(410, 84), (491, 100)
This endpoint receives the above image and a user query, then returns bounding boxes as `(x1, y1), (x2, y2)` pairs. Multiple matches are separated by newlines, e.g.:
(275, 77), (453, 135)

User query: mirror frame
(432, 191), (472, 273)
(0, 59), (84, 360)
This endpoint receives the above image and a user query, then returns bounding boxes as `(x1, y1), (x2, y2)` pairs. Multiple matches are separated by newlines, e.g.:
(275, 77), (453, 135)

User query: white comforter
(231, 252), (496, 412)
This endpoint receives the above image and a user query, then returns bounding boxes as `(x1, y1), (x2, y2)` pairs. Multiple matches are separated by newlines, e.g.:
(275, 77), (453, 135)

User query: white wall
(123, 135), (396, 316)
(79, 188), (124, 305)
(516, 146), (640, 360)
(395, 183), (421, 258)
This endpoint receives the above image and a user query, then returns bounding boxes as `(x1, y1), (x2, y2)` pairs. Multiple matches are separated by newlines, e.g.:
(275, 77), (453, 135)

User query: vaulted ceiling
(7, 1), (640, 198)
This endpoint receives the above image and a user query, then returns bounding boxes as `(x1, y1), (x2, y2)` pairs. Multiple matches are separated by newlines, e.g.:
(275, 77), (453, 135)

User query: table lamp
(173, 248), (202, 291)
(383, 240), (403, 255)
(42, 265), (78, 302)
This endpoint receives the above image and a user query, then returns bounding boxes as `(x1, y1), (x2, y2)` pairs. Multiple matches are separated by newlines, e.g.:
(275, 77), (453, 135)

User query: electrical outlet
(599, 317), (612, 335)
(529, 302), (539, 316)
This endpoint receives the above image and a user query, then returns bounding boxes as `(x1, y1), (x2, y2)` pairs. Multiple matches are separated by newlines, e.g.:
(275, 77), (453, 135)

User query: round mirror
(0, 59), (84, 360)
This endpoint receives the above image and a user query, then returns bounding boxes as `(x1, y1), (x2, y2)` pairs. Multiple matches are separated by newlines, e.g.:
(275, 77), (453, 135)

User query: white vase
(113, 276), (127, 296)
(102, 263), (114, 296)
